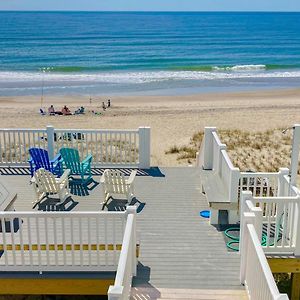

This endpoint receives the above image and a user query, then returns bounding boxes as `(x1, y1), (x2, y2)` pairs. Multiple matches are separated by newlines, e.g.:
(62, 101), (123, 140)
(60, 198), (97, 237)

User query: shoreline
(1, 88), (300, 166)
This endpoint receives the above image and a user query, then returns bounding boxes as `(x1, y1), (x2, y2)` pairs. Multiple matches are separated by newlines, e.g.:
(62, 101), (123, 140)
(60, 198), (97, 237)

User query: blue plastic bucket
(200, 210), (210, 218)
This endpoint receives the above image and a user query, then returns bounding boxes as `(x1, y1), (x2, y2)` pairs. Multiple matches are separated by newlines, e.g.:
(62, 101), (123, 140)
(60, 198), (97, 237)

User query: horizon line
(0, 10), (300, 13)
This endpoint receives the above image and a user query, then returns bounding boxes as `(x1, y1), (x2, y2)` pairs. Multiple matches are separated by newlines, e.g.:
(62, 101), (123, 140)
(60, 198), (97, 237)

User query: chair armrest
(57, 169), (70, 184)
(82, 163), (91, 174)
(100, 174), (105, 184)
(50, 154), (61, 164)
(28, 157), (33, 164)
(30, 176), (36, 184)
(100, 169), (109, 184)
(126, 170), (137, 185)
(82, 154), (93, 165)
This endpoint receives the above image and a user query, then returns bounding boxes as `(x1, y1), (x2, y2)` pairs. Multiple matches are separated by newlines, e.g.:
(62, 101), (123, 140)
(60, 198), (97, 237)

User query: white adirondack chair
(31, 168), (70, 208)
(100, 169), (137, 210)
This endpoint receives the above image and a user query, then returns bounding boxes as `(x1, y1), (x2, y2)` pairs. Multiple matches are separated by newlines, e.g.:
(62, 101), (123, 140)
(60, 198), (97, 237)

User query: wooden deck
(0, 166), (244, 296)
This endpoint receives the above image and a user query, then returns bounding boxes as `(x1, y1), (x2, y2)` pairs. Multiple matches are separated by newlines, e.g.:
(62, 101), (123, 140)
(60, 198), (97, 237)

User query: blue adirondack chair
(28, 148), (62, 177)
(59, 148), (93, 184)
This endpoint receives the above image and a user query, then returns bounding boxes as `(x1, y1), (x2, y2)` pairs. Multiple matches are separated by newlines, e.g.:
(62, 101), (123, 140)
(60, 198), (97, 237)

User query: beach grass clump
(166, 128), (294, 172)
(165, 145), (180, 154)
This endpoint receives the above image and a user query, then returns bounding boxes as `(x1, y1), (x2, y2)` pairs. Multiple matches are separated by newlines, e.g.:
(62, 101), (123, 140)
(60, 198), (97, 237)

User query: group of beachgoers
(40, 99), (111, 116)
(47, 105), (80, 116)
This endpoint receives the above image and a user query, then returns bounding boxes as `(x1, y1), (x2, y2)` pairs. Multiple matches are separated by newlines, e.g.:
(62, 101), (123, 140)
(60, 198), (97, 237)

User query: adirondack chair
(100, 169), (137, 210)
(31, 168), (70, 208)
(59, 148), (93, 185)
(28, 148), (62, 177)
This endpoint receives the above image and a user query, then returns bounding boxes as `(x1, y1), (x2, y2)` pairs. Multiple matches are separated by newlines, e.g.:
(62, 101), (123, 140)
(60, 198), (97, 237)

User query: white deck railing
(202, 127), (240, 202)
(199, 127), (240, 223)
(240, 191), (300, 256)
(240, 192), (289, 300)
(0, 126), (151, 168)
(0, 209), (133, 272)
(108, 206), (137, 300)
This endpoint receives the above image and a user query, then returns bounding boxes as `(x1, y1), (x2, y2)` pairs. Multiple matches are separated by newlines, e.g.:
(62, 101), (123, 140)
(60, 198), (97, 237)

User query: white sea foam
(213, 64), (266, 71)
(0, 68), (300, 85)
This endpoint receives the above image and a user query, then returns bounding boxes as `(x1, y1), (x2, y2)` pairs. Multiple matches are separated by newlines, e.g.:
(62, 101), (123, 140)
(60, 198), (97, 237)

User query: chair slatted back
(104, 169), (128, 194)
(29, 148), (51, 171)
(34, 168), (58, 194)
(60, 148), (82, 175)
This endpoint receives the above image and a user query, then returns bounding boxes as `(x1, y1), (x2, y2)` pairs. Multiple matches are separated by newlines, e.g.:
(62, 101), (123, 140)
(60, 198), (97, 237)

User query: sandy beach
(0, 88), (300, 166)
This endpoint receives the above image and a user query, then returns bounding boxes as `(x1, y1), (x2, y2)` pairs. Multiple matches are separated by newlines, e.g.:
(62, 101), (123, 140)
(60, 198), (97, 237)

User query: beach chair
(31, 168), (70, 208)
(100, 169), (137, 210)
(59, 147), (93, 185)
(39, 108), (46, 115)
(28, 147), (62, 177)
(74, 107), (85, 115)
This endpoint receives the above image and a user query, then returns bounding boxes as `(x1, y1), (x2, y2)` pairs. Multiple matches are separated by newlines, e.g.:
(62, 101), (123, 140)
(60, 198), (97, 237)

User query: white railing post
(202, 127), (216, 170)
(228, 168), (241, 224)
(253, 206), (263, 243)
(239, 191), (253, 231)
(240, 211), (255, 284)
(138, 127), (150, 169)
(278, 168), (290, 196)
(126, 206), (137, 276)
(107, 285), (123, 300)
(290, 124), (300, 187)
(295, 203), (300, 256)
(46, 125), (55, 160)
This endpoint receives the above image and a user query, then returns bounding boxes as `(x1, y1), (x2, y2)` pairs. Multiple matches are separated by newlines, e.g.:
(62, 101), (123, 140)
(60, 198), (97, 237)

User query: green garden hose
(225, 227), (276, 251)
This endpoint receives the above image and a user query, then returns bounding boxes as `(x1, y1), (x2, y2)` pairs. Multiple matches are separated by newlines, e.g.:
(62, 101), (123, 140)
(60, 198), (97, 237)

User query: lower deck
(0, 167), (243, 295)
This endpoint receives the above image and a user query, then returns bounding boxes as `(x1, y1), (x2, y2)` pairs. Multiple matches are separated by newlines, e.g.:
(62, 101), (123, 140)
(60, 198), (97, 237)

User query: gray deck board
(0, 167), (242, 290)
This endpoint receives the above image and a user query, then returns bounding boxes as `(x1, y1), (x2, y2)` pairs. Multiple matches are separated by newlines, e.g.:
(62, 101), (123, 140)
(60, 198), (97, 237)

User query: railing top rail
(0, 128), (139, 133)
(240, 172), (280, 177)
(221, 149), (239, 171)
(114, 213), (134, 286)
(54, 128), (139, 133)
(0, 210), (126, 218)
(247, 224), (283, 297)
(252, 195), (300, 203)
(0, 128), (46, 132)
(212, 131), (226, 147)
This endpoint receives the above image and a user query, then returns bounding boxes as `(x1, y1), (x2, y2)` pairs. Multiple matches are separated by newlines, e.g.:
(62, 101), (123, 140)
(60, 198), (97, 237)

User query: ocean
(0, 11), (300, 96)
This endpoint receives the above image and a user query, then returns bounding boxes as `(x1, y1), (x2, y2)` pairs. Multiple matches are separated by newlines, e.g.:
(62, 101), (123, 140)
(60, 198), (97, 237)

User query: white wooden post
(138, 127), (150, 169)
(295, 203), (300, 256)
(290, 124), (300, 187)
(126, 206), (137, 276)
(229, 168), (240, 203)
(278, 168), (290, 196)
(203, 127), (216, 170)
(239, 212), (255, 284)
(107, 285), (123, 300)
(239, 191), (253, 248)
(228, 168), (241, 224)
(46, 125), (55, 160)
(277, 168), (289, 230)
(253, 206), (263, 243)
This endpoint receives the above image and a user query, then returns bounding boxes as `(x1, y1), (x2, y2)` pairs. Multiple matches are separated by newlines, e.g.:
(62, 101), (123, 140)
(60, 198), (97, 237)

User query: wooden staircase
(131, 287), (248, 300)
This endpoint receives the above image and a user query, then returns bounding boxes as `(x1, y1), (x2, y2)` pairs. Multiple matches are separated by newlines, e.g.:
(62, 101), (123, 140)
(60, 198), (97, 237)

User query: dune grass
(166, 128), (296, 172)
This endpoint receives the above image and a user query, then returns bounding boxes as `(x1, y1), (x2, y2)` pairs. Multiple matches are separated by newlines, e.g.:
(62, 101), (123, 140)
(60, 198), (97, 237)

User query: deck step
(131, 287), (248, 300)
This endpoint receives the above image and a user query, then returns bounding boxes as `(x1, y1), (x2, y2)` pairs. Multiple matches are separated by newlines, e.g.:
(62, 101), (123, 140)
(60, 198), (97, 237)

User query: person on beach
(48, 105), (55, 115)
(74, 106), (85, 114)
(107, 99), (111, 108)
(61, 105), (72, 115)
(102, 102), (106, 111)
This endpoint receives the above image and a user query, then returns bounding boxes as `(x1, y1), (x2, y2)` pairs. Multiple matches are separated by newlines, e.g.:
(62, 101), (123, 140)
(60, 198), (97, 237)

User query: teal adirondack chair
(59, 148), (93, 185)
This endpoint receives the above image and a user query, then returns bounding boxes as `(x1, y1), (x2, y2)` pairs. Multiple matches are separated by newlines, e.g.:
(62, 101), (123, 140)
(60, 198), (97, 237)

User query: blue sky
(0, 0), (299, 11)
